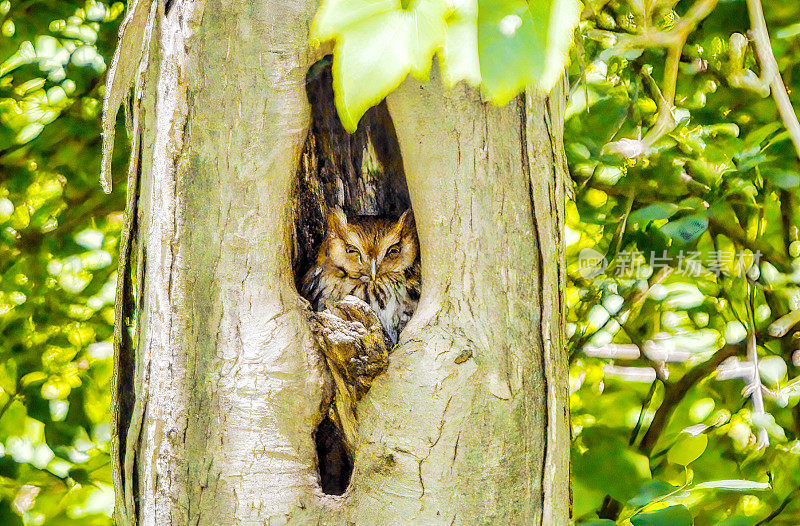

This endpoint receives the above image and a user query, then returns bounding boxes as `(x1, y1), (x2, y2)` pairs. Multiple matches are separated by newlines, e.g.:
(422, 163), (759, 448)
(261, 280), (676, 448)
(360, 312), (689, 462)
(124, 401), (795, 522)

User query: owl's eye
(386, 244), (401, 257)
(345, 245), (360, 258)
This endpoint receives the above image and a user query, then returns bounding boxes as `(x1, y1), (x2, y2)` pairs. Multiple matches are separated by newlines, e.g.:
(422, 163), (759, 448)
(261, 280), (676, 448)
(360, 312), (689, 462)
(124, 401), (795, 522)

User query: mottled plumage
(302, 208), (420, 344)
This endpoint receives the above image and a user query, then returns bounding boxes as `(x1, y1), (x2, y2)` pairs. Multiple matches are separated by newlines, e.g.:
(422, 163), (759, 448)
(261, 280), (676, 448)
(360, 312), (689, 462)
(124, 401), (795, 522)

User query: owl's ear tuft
(327, 207), (349, 238)
(398, 209), (415, 234)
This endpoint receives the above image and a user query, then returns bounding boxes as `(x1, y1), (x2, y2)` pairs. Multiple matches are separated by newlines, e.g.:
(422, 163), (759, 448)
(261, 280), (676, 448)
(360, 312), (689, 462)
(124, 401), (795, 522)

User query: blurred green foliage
(568, 0), (800, 524)
(0, 0), (124, 524)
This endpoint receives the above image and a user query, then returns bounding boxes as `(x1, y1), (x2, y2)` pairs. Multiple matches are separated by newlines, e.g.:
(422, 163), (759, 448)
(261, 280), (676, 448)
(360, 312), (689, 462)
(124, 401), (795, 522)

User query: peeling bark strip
(102, 0), (569, 523)
(100, 0), (156, 192)
(525, 77), (571, 525)
(107, 0), (159, 524)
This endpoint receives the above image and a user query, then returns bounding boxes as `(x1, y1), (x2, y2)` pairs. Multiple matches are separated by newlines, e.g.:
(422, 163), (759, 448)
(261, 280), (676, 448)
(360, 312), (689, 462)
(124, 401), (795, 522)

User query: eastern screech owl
(302, 208), (420, 344)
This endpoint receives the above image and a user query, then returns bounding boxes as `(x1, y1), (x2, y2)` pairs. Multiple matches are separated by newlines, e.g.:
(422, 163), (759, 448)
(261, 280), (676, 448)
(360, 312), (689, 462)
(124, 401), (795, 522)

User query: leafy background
(568, 0), (800, 524)
(0, 0), (125, 523)
(2, 0), (800, 524)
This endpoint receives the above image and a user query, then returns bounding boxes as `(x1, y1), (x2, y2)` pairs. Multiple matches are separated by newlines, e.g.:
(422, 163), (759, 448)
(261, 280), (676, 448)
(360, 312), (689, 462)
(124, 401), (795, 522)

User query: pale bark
(106, 0), (569, 524)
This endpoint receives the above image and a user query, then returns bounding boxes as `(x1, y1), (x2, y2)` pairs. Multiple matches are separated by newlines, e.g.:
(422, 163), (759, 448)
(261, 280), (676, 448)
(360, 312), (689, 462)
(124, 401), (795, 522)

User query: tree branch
(597, 0), (719, 154)
(583, 180), (792, 272)
(746, 0), (800, 161)
(638, 343), (741, 455)
(745, 332), (770, 448)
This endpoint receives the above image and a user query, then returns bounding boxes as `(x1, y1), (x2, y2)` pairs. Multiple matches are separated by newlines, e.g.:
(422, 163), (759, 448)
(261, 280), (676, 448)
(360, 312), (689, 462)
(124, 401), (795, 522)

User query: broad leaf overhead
(311, 0), (580, 131)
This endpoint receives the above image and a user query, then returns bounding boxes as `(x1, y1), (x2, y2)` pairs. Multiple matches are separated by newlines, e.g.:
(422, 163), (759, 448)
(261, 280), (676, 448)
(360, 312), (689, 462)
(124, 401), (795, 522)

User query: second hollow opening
(292, 58), (419, 496)
(314, 416), (353, 496)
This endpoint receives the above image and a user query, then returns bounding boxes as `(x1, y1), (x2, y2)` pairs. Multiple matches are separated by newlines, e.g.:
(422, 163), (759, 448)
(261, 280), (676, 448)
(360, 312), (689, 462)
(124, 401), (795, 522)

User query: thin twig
(755, 487), (799, 525)
(746, 0), (800, 161)
(639, 344), (741, 454)
(630, 381), (658, 446)
(594, 0), (719, 155)
(746, 185), (770, 449)
(746, 332), (770, 448)
(644, 0), (719, 148)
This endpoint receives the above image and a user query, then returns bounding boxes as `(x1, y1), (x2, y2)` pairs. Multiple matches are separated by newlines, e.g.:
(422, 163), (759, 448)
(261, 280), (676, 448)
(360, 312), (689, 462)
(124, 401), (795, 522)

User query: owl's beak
(370, 259), (377, 281)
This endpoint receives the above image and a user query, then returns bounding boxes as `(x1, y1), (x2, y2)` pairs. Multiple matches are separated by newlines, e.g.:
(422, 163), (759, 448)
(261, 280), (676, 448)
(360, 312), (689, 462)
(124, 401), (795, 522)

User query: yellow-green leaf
(667, 434), (708, 466)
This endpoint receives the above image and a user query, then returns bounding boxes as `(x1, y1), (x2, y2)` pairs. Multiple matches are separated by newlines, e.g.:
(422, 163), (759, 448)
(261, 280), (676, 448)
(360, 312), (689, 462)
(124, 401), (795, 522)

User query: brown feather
(302, 207), (420, 343)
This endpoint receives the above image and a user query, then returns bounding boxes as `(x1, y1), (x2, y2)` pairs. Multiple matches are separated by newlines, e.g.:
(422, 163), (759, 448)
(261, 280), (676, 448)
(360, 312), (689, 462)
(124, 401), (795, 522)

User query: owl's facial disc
(323, 207), (417, 284)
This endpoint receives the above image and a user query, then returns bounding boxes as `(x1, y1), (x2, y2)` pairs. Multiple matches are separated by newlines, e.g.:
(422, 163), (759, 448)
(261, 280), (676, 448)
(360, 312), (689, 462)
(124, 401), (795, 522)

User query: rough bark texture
(106, 0), (569, 524)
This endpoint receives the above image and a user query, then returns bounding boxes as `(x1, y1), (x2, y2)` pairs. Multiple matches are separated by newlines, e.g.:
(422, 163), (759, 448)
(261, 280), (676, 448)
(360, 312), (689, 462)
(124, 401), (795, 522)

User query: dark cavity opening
(291, 56), (412, 288)
(295, 57), (417, 496)
(314, 416), (353, 495)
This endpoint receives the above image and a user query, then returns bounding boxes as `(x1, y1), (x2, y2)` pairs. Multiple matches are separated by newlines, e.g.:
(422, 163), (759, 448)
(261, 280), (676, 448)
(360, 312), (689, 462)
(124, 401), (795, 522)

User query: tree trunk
(106, 0), (570, 524)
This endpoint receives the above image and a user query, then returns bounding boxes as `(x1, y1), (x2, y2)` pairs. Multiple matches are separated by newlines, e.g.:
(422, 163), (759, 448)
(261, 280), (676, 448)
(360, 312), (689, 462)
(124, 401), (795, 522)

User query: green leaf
(477, 0), (539, 104)
(0, 401), (26, 440)
(477, 0), (579, 103)
(631, 505), (693, 526)
(440, 3), (480, 87)
(763, 168), (800, 189)
(523, 0), (580, 90)
(667, 433), (707, 466)
(331, 11), (415, 133)
(744, 122), (781, 147)
(0, 360), (17, 395)
(313, 0), (450, 131)
(311, 0), (579, 129)
(311, 0), (398, 41)
(20, 371), (47, 388)
(572, 431), (652, 502)
(628, 480), (678, 507)
(660, 213), (708, 243)
(714, 516), (755, 526)
(572, 476), (608, 518)
(405, 0), (448, 75)
(693, 480), (770, 492)
(628, 203), (680, 223)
